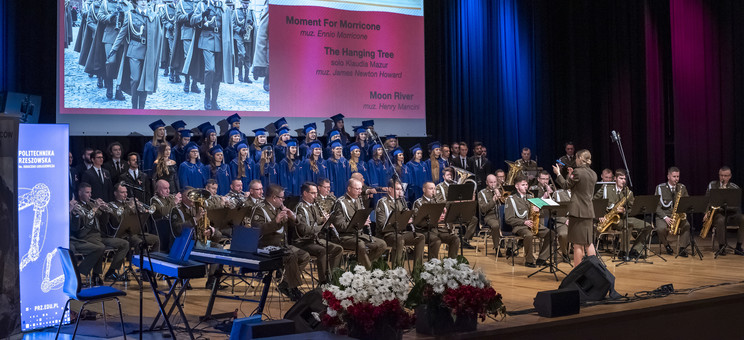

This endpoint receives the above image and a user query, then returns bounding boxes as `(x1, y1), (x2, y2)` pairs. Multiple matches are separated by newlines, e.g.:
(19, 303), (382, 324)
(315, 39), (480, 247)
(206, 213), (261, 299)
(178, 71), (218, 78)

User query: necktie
(115, 161), (120, 172)
(134, 170), (138, 179)
(477, 158), (481, 168)
(97, 168), (104, 183)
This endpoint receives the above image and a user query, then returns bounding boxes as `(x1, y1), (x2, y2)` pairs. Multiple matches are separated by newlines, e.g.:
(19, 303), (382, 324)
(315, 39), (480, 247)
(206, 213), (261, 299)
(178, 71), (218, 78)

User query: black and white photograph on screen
(62, 0), (269, 111)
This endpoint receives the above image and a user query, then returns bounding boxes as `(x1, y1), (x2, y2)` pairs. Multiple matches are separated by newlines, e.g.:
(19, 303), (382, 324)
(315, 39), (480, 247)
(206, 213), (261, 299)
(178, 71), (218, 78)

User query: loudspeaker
(559, 256), (621, 302)
(533, 288), (580, 317)
(283, 289), (328, 333)
(230, 317), (295, 339)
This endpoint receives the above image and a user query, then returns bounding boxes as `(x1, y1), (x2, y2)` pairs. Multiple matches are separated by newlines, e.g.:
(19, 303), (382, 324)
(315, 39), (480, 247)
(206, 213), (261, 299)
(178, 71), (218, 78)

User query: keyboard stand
(148, 275), (196, 340)
(202, 268), (275, 320)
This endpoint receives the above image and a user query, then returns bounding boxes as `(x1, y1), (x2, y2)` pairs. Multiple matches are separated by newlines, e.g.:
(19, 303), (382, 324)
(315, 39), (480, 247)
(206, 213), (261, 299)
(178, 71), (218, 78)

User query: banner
(18, 124), (70, 331)
(0, 117), (19, 338)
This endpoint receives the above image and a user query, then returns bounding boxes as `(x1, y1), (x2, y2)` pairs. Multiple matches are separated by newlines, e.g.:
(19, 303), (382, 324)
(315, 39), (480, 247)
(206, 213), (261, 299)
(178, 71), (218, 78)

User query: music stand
(444, 201), (477, 257)
(384, 209), (415, 265)
(621, 195), (664, 265)
(675, 196), (708, 260)
(592, 199), (608, 219)
(348, 208), (374, 265)
(413, 203), (446, 253)
(527, 203), (568, 281)
(710, 188), (742, 258)
(448, 183), (475, 201)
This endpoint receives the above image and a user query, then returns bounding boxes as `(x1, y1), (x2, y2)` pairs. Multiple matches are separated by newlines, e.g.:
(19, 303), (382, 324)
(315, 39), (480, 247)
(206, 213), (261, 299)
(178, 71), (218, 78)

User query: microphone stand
(368, 129), (403, 267)
(123, 183), (169, 339)
(611, 131), (633, 263)
(321, 199), (341, 282)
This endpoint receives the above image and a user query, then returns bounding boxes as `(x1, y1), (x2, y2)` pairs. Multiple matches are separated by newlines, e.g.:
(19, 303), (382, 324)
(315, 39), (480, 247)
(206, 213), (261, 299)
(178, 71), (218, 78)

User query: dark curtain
(426, 0), (744, 195)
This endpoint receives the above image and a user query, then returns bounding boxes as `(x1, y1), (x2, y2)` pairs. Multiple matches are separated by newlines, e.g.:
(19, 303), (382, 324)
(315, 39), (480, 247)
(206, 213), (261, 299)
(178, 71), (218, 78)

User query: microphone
(611, 130), (620, 143)
(121, 182), (145, 192)
(366, 128), (378, 140)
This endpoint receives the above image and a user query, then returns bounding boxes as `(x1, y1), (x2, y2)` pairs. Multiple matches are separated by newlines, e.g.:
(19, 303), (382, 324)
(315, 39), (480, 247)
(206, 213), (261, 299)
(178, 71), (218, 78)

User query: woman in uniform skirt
(553, 149), (597, 266)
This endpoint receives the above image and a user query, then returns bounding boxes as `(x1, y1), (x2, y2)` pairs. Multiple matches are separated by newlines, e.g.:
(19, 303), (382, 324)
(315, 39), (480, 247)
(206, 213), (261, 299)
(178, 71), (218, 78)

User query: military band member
(599, 168), (614, 183)
(108, 182), (160, 254)
(110, 0), (164, 109)
(478, 175), (502, 256)
(505, 176), (553, 267)
(551, 188), (571, 261)
(331, 178), (387, 269)
(72, 182), (129, 283)
(294, 182), (343, 284)
(594, 169), (650, 258)
(150, 179), (180, 221)
(554, 149), (597, 266)
(70, 183), (106, 283)
(653, 167), (691, 257)
(170, 187), (223, 243)
(435, 167), (477, 249)
(316, 178), (336, 216)
(252, 184), (310, 301)
(376, 180), (425, 265)
(558, 142), (576, 178)
(191, 0), (235, 110)
(413, 182), (459, 259)
(529, 171), (554, 200)
(175, 0), (202, 94)
(705, 166), (744, 255)
(516, 147), (538, 172)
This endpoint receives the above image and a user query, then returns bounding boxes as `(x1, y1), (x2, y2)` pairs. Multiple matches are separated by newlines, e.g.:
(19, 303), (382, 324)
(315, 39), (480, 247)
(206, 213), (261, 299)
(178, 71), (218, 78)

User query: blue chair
(55, 247), (127, 339)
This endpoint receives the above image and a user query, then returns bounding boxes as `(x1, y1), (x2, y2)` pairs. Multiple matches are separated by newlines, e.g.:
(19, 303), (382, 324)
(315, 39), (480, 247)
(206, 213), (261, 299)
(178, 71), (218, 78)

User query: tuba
(504, 160), (523, 185)
(188, 189), (212, 244)
(597, 195), (628, 233)
(452, 166), (477, 199)
(700, 206), (721, 239)
(669, 188), (686, 236)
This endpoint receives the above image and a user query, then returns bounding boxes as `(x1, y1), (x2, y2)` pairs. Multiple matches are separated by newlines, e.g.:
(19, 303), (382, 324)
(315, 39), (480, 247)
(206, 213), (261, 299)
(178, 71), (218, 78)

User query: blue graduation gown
(230, 158), (258, 191)
(249, 145), (266, 164)
(209, 163), (232, 195)
(367, 159), (392, 188)
(423, 158), (448, 184)
(326, 157), (350, 197)
(279, 158), (302, 196)
(300, 158), (328, 185)
(406, 160), (429, 201)
(350, 160), (370, 185)
(142, 141), (157, 175)
(223, 145), (238, 165)
(172, 145), (187, 165)
(273, 144), (288, 163)
(299, 139), (321, 160)
(259, 161), (280, 189)
(179, 161), (207, 189)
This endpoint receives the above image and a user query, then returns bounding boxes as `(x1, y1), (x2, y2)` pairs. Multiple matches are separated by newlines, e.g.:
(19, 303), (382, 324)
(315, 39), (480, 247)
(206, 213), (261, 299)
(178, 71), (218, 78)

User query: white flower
(433, 284), (445, 294)
(339, 272), (354, 286)
(340, 299), (353, 309)
(327, 308), (337, 317)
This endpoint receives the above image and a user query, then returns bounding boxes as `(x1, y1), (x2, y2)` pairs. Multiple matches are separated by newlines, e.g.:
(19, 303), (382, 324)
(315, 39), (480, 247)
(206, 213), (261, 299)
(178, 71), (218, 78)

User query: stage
(23, 233), (744, 340)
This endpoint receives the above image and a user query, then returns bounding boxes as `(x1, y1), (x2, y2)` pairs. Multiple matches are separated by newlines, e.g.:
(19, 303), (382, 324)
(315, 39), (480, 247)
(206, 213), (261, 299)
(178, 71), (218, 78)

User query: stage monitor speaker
(559, 256), (621, 302)
(533, 288), (580, 317)
(283, 289), (328, 333)
(230, 317), (295, 339)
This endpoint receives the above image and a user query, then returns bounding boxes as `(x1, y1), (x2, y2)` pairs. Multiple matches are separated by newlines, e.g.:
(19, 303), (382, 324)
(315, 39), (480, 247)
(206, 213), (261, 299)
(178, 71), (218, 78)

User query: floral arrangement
(407, 258), (506, 321)
(320, 266), (414, 338)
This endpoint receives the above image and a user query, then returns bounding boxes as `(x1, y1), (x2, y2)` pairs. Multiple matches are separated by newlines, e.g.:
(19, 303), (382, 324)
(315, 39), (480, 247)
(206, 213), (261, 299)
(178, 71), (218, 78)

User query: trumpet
(96, 198), (114, 214)
(129, 198), (155, 214)
(72, 201), (96, 220)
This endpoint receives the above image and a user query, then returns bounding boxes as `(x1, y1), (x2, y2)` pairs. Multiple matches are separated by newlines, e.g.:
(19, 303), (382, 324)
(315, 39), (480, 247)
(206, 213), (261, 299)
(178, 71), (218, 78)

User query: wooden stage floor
(25, 234), (744, 339)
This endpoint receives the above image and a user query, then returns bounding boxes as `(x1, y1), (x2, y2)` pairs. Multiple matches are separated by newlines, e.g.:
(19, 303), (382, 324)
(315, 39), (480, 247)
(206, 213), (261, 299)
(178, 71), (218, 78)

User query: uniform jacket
(556, 167), (597, 218)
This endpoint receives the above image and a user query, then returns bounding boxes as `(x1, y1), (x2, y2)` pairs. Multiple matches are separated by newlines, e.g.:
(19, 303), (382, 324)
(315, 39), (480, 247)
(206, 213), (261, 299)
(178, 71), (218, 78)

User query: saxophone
(669, 188), (686, 236)
(700, 206), (721, 239)
(597, 195), (628, 233)
(529, 204), (541, 236)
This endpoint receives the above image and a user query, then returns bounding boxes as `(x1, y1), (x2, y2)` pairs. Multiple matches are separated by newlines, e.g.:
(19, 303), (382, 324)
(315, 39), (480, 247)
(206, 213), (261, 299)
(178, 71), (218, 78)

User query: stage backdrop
(0, 117), (19, 338)
(17, 124), (69, 332)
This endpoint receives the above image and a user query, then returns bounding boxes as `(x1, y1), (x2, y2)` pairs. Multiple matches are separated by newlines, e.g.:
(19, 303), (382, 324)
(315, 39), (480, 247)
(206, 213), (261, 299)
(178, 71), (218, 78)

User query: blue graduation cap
(185, 142), (199, 152)
(286, 139), (298, 147)
(330, 113), (344, 122)
(348, 142), (361, 151)
(261, 145), (273, 152)
(179, 129), (193, 138)
(329, 130), (340, 138)
(330, 140), (343, 149)
(149, 119), (166, 131)
(353, 126), (366, 135)
(273, 117), (288, 131)
(409, 143), (422, 155)
(361, 120), (374, 128)
(198, 122), (215, 135)
(228, 127), (242, 137)
(385, 134), (397, 140)
(227, 113), (241, 125)
(253, 128), (267, 136)
(393, 148), (404, 156)
(171, 120), (187, 130)
(210, 145), (224, 155)
(309, 141), (323, 150)
(371, 143), (382, 151)
(428, 141), (441, 151)
(303, 123), (317, 135)
(236, 143), (248, 151)
(277, 127), (290, 136)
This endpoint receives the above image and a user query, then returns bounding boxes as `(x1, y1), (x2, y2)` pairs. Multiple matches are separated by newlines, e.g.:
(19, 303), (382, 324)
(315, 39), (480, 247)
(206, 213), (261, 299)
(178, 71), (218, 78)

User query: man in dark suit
(81, 150), (114, 202)
(75, 147), (95, 184)
(121, 152), (152, 203)
(453, 142), (474, 172)
(103, 141), (126, 185)
(471, 142), (491, 191)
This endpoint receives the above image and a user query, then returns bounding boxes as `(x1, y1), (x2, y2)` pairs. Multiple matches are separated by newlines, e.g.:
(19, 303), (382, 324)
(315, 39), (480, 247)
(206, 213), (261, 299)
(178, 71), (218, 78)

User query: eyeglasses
(275, 196), (285, 200)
